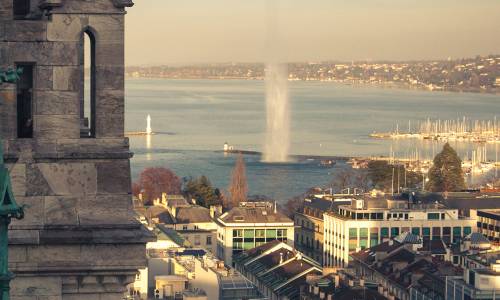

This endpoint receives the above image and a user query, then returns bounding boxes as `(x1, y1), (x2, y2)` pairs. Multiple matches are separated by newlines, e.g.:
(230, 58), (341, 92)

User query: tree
(426, 143), (465, 192)
(183, 176), (222, 208)
(227, 154), (248, 208)
(135, 167), (181, 205)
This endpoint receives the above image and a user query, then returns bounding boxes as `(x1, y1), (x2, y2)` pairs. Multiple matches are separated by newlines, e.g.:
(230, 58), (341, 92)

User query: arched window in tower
(81, 29), (96, 138)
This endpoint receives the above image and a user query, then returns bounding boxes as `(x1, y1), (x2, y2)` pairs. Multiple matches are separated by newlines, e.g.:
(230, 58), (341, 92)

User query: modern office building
(472, 209), (500, 243)
(323, 197), (476, 267)
(215, 202), (294, 267)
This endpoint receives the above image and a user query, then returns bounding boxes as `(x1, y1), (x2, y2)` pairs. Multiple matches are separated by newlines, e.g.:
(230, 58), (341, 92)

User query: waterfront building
(233, 240), (322, 300)
(323, 197), (476, 267)
(472, 209), (500, 243)
(0, 0), (154, 299)
(215, 202), (294, 267)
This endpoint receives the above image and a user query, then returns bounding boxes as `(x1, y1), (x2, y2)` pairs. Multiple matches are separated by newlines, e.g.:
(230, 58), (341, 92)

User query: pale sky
(125, 0), (500, 66)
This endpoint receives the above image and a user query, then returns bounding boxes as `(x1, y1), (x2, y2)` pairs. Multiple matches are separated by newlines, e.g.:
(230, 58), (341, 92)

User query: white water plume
(263, 63), (290, 162)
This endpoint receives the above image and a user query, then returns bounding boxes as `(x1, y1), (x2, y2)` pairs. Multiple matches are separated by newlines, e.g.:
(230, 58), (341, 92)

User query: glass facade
(232, 228), (288, 254)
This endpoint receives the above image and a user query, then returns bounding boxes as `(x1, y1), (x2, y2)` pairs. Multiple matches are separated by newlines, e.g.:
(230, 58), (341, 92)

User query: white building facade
(323, 199), (476, 267)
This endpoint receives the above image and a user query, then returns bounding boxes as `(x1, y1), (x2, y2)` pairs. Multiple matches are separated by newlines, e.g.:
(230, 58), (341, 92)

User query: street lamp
(0, 68), (25, 300)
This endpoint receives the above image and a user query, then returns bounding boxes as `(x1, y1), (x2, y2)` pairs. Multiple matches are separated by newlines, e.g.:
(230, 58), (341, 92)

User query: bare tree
(227, 153), (248, 208)
(135, 167), (182, 205)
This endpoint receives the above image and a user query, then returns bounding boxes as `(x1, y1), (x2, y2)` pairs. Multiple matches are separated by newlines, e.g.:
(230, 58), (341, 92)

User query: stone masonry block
(53, 66), (80, 91)
(96, 65), (124, 90)
(9, 196), (45, 227)
(4, 21), (47, 41)
(7, 41), (79, 66)
(36, 66), (54, 90)
(78, 194), (133, 225)
(8, 162), (26, 196)
(36, 91), (79, 115)
(95, 113), (123, 138)
(27, 245), (81, 263)
(10, 276), (62, 297)
(89, 15), (124, 43)
(8, 246), (28, 263)
(96, 160), (130, 194)
(34, 114), (80, 139)
(26, 164), (54, 196)
(60, 0), (121, 14)
(97, 89), (124, 115)
(80, 244), (146, 266)
(37, 162), (97, 196)
(47, 14), (87, 42)
(96, 42), (124, 66)
(44, 196), (78, 225)
(0, 1), (13, 21)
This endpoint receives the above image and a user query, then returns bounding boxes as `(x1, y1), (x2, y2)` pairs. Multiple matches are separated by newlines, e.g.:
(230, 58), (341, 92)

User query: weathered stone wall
(0, 0), (151, 299)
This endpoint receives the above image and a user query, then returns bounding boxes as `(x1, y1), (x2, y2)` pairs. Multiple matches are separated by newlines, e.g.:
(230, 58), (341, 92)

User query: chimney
(274, 201), (277, 214)
(171, 206), (177, 218)
(210, 206), (215, 218)
(162, 192), (167, 204)
(280, 252), (283, 264)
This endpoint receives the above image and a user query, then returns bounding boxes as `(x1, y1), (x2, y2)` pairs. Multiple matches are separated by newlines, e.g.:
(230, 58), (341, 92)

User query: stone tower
(0, 0), (151, 299)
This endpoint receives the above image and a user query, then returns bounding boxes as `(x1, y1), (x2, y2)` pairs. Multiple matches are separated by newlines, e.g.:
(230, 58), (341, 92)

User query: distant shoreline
(125, 76), (500, 96)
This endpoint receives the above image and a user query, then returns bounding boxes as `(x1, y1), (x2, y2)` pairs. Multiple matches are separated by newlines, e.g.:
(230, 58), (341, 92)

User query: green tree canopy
(183, 176), (222, 208)
(426, 143), (465, 192)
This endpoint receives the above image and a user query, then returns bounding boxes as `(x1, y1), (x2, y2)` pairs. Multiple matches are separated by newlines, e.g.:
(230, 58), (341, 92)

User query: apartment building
(323, 198), (476, 267)
(216, 202), (294, 267)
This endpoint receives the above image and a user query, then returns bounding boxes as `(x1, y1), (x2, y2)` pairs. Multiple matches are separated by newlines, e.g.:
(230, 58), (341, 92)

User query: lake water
(125, 79), (499, 201)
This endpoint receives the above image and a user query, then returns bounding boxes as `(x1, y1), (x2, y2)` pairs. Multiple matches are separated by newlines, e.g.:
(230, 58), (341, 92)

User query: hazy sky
(125, 0), (500, 65)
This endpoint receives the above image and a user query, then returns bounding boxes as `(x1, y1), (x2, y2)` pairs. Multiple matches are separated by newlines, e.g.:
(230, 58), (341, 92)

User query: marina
(370, 117), (500, 143)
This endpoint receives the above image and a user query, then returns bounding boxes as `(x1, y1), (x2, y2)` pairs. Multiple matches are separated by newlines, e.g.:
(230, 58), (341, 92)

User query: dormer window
(13, 0), (30, 20)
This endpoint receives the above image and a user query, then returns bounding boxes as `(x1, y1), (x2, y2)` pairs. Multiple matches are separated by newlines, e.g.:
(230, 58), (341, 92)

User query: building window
(194, 235), (200, 246)
(422, 227), (431, 240)
(16, 63), (34, 138)
(81, 29), (96, 138)
(427, 213), (440, 220)
(381, 227), (389, 238)
(411, 227), (420, 236)
(463, 227), (472, 236)
(233, 229), (243, 237)
(432, 227), (441, 240)
(370, 228), (379, 247)
(182, 225), (188, 230)
(390, 227), (399, 237)
(206, 236), (212, 245)
(13, 0), (30, 19)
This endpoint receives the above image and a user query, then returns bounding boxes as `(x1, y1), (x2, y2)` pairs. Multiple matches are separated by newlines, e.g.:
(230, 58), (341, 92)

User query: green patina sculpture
(0, 68), (22, 84)
(0, 68), (24, 300)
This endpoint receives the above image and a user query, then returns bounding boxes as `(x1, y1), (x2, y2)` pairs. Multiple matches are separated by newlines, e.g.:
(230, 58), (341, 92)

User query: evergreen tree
(183, 176), (222, 208)
(227, 153), (248, 208)
(426, 143), (465, 192)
